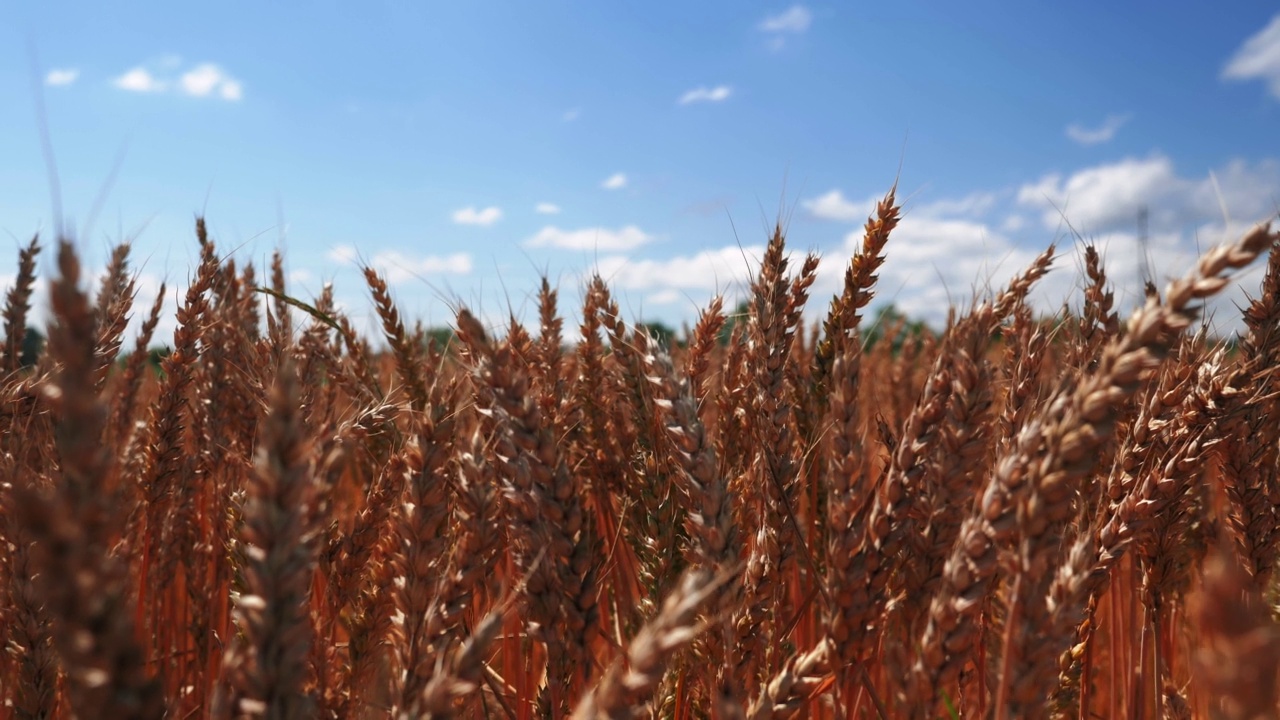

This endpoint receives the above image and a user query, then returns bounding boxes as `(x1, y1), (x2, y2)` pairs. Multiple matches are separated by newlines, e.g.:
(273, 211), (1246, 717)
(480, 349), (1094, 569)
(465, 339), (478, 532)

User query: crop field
(3, 190), (1280, 719)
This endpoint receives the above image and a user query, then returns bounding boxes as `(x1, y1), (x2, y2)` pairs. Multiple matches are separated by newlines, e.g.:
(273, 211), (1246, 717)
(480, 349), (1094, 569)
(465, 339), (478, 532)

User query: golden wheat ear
(16, 240), (164, 719)
(1, 235), (40, 376)
(223, 359), (320, 720)
(572, 568), (729, 720)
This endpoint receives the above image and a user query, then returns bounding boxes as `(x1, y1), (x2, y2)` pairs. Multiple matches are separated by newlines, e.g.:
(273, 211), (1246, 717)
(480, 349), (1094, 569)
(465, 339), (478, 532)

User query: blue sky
(2, 2), (1279, 339)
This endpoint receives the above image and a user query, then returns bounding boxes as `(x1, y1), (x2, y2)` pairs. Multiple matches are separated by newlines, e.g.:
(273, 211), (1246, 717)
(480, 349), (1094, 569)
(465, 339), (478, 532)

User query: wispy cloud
(1223, 14), (1280, 99)
(525, 225), (653, 251)
(801, 189), (870, 221)
(535, 202), (562, 215)
(678, 85), (733, 105)
(451, 206), (503, 226)
(759, 5), (812, 33)
(45, 68), (80, 87)
(588, 161), (1280, 335)
(563, 107), (581, 122)
(596, 245), (763, 293)
(328, 245), (359, 264)
(1017, 155), (1185, 232)
(180, 63), (243, 101)
(759, 5), (812, 50)
(113, 60), (242, 100)
(1011, 156), (1280, 330)
(114, 67), (166, 93)
(366, 251), (473, 283)
(1001, 214), (1027, 232)
(844, 216), (1044, 328)
(1016, 154), (1280, 233)
(328, 245), (473, 282)
(1065, 113), (1132, 146)
(914, 191), (1001, 218)
(602, 173), (628, 190)
(804, 187), (996, 225)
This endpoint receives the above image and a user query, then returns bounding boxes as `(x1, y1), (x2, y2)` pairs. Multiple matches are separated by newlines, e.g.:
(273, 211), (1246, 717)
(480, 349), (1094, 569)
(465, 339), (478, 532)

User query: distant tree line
(440, 302), (929, 352)
(14, 302), (928, 373)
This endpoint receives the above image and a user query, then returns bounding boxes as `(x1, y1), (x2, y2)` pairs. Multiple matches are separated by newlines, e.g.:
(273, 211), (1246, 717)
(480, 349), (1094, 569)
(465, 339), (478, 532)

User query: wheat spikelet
(16, 240), (163, 719)
(991, 222), (1274, 719)
(572, 569), (723, 720)
(2, 193), (1279, 720)
(221, 359), (319, 720)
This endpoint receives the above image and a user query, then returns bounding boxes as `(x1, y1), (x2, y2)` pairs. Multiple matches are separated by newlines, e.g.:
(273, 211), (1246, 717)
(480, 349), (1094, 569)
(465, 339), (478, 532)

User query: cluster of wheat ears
(2, 190), (1280, 720)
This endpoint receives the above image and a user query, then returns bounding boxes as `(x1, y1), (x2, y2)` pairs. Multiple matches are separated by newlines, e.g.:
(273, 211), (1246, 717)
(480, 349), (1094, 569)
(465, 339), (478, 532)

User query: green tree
(20, 327), (44, 368)
(148, 346), (172, 371)
(638, 320), (678, 348)
(718, 301), (751, 346)
(424, 326), (456, 352)
(864, 304), (929, 354)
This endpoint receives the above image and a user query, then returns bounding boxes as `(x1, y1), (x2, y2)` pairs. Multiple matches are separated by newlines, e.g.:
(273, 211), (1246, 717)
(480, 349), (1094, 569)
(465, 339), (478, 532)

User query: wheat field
(2, 190), (1280, 719)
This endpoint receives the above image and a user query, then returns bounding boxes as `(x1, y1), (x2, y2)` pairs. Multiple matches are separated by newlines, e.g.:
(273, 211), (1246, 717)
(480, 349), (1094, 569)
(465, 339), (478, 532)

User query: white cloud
(112, 61), (241, 100)
(596, 245), (766, 292)
(1223, 14), (1280, 99)
(452, 206), (503, 226)
(824, 209), (1144, 333)
(1017, 154), (1280, 234)
(535, 173), (1277, 338)
(563, 107), (581, 122)
(288, 269), (314, 285)
(812, 185), (1274, 332)
(806, 189), (998, 224)
(367, 251), (473, 284)
(602, 173), (628, 190)
(525, 225), (654, 251)
(678, 85), (733, 105)
(1018, 156), (1183, 231)
(759, 5), (812, 34)
(45, 68), (79, 86)
(808, 169), (1280, 333)
(535, 202), (562, 215)
(866, 217), (1013, 267)
(793, 161), (1276, 331)
(328, 245), (359, 264)
(759, 5), (811, 49)
(114, 67), (166, 93)
(180, 63), (243, 101)
(1001, 214), (1027, 232)
(914, 191), (1000, 218)
(647, 289), (682, 305)
(1189, 158), (1280, 224)
(802, 189), (872, 222)
(1065, 113), (1132, 146)
(1043, 224), (1273, 337)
